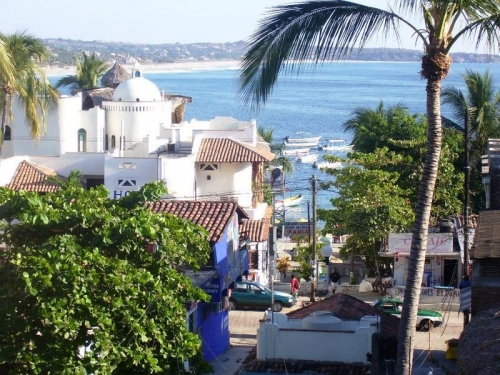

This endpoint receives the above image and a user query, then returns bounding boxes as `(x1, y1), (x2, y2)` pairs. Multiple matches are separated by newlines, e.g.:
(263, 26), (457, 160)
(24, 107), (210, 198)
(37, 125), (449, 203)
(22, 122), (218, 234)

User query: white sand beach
(42, 60), (241, 76)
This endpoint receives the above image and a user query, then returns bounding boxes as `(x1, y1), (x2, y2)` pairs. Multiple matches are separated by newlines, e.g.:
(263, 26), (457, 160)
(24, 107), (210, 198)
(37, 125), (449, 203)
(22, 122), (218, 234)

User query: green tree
(0, 31), (58, 156)
(258, 125), (293, 173)
(55, 52), (109, 91)
(238, 2), (500, 372)
(0, 175), (212, 374)
(442, 69), (500, 210)
(343, 101), (426, 154)
(442, 69), (500, 156)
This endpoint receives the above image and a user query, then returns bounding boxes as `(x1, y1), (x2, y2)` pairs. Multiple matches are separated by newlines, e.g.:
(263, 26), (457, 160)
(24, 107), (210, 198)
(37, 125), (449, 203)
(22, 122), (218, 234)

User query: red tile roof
(196, 138), (275, 163)
(239, 219), (270, 242)
(286, 293), (400, 337)
(148, 200), (248, 242)
(6, 160), (63, 193)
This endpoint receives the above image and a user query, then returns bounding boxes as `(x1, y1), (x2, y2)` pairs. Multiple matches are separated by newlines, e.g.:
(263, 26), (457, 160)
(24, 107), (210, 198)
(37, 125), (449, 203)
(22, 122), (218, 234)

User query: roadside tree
(238, 2), (500, 371)
(0, 175), (212, 374)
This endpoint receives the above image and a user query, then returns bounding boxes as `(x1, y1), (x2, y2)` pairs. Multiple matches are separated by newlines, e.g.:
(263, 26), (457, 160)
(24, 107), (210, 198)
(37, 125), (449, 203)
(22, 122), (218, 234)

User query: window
(111, 135), (116, 148)
(77, 128), (87, 152)
(234, 283), (248, 293)
(105, 134), (108, 151)
(199, 163), (219, 171)
(3, 125), (11, 141)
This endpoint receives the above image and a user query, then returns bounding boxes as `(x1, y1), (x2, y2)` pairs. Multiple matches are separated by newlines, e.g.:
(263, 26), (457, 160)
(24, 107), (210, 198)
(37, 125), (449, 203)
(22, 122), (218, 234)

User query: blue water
(50, 61), (500, 219)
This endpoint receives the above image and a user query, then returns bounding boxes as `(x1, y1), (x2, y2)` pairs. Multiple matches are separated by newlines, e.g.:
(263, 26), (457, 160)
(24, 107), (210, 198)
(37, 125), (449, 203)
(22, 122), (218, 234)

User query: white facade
(257, 311), (378, 362)
(0, 67), (268, 220)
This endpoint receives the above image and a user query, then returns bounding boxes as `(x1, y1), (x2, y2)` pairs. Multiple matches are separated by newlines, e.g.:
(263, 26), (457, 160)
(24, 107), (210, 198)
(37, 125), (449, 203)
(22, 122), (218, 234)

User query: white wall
(257, 314), (377, 362)
(30, 153), (106, 177)
(161, 156), (196, 199)
(104, 155), (160, 199)
(196, 162), (252, 206)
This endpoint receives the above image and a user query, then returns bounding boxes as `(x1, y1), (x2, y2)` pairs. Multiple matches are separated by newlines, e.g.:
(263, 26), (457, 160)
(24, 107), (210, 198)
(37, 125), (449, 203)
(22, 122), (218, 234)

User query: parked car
(229, 281), (296, 312)
(372, 297), (443, 331)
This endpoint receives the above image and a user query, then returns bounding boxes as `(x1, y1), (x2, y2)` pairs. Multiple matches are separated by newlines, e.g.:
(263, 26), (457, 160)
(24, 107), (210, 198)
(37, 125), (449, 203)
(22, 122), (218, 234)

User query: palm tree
(238, 2), (500, 373)
(0, 32), (58, 156)
(258, 125), (294, 173)
(442, 69), (500, 156)
(55, 52), (109, 92)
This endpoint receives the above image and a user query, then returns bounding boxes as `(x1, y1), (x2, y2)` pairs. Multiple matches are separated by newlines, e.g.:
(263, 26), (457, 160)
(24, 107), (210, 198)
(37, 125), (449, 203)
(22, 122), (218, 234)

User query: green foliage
(55, 52), (109, 91)
(319, 105), (463, 265)
(0, 31), (58, 154)
(0, 176), (212, 374)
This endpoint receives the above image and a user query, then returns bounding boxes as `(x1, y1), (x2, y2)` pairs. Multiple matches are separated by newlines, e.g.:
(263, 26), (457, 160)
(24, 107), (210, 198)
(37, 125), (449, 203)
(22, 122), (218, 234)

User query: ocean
(51, 61), (500, 220)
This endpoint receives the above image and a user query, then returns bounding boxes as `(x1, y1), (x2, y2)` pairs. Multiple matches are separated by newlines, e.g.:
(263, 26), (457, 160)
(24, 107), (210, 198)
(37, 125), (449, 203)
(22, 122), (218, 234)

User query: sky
(0, 0), (490, 53)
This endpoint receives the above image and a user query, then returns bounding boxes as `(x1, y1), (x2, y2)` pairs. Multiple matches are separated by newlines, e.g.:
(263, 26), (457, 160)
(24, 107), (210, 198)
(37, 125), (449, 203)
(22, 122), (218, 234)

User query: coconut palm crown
(238, 1), (500, 374)
(0, 31), (58, 156)
(55, 52), (109, 92)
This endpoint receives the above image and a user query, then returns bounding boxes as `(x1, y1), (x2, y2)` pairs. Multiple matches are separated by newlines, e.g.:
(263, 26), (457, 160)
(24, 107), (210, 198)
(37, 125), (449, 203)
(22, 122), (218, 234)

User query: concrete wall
(257, 314), (378, 362)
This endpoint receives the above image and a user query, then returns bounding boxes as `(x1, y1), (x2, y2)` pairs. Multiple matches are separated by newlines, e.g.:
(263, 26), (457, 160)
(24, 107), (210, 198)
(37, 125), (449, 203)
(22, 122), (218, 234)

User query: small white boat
(284, 140), (320, 148)
(285, 135), (322, 144)
(296, 153), (318, 163)
(283, 147), (310, 155)
(319, 139), (353, 152)
(317, 161), (343, 170)
(276, 194), (303, 208)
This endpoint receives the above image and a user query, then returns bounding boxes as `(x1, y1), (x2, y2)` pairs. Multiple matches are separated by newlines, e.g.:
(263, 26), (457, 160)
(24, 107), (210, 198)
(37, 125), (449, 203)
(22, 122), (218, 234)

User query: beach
(42, 60), (241, 76)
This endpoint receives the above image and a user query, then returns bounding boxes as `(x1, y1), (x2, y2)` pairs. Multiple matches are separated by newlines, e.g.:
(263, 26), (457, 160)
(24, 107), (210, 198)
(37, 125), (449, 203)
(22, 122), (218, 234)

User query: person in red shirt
(290, 274), (300, 298)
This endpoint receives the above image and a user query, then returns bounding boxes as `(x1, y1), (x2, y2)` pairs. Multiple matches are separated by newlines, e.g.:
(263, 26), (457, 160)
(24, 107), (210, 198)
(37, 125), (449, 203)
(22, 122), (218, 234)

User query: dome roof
(112, 77), (162, 102)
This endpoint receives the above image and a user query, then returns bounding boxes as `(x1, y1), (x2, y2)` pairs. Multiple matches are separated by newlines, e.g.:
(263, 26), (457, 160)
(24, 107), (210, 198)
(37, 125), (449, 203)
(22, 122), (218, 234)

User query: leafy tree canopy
(0, 174), (212, 374)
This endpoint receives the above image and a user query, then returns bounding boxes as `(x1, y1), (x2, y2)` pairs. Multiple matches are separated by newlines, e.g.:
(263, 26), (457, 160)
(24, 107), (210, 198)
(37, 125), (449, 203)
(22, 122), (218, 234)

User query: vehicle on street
(372, 297), (443, 331)
(229, 281), (296, 312)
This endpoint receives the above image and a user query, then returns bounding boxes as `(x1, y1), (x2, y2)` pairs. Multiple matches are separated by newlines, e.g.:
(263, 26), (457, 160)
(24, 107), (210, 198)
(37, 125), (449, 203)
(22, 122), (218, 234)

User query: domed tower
(102, 67), (172, 157)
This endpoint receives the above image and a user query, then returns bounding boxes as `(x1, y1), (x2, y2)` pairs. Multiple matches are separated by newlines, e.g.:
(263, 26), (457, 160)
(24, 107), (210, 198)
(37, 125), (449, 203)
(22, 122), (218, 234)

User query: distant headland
(42, 38), (500, 72)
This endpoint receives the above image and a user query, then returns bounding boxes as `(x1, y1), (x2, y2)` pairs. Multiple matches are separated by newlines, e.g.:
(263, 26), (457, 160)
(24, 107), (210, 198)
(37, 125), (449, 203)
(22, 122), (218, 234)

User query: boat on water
(283, 147), (310, 155)
(284, 140), (321, 148)
(285, 135), (322, 144)
(296, 153), (318, 163)
(276, 194), (303, 208)
(318, 139), (353, 152)
(315, 161), (343, 170)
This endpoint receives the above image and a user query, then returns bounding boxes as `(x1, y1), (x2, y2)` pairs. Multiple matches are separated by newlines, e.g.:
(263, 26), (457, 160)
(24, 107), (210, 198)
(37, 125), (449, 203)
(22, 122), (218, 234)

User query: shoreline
(42, 60), (241, 76)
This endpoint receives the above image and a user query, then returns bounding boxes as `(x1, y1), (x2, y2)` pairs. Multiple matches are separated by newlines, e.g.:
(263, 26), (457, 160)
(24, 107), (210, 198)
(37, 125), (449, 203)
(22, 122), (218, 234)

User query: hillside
(44, 38), (500, 67)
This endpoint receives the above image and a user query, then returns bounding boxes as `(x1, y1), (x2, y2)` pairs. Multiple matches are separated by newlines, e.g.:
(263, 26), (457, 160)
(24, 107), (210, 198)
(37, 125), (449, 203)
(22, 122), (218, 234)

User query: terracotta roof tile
(148, 200), (248, 242)
(239, 219), (270, 242)
(6, 160), (63, 193)
(471, 210), (500, 258)
(196, 138), (275, 163)
(286, 293), (400, 337)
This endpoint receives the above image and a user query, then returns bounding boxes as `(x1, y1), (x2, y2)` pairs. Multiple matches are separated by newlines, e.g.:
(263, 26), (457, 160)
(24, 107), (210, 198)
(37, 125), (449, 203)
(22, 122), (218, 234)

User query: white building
(0, 64), (274, 223)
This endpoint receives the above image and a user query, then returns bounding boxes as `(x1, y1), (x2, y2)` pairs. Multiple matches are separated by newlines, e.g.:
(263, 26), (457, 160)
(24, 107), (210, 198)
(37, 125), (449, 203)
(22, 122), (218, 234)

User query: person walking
(329, 268), (341, 294)
(290, 274), (300, 298)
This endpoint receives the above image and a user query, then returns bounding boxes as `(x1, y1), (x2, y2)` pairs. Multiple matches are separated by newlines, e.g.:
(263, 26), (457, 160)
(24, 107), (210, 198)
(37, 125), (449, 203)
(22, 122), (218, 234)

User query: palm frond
(239, 1), (420, 109)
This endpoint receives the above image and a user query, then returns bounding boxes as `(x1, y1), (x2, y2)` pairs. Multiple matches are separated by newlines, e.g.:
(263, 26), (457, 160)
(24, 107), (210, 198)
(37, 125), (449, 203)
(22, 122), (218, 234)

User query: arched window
(105, 134), (109, 151)
(111, 135), (116, 148)
(3, 125), (11, 141)
(77, 129), (87, 152)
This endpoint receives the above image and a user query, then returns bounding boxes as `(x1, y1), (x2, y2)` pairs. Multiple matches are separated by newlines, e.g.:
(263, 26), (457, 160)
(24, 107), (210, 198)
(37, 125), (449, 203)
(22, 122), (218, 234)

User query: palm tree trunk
(396, 76), (443, 375)
(0, 90), (9, 157)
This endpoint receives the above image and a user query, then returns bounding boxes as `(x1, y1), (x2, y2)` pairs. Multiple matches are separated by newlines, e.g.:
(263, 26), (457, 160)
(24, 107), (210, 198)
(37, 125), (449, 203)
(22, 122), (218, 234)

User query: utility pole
(310, 175), (317, 302)
(463, 108), (471, 327)
(463, 108), (470, 278)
